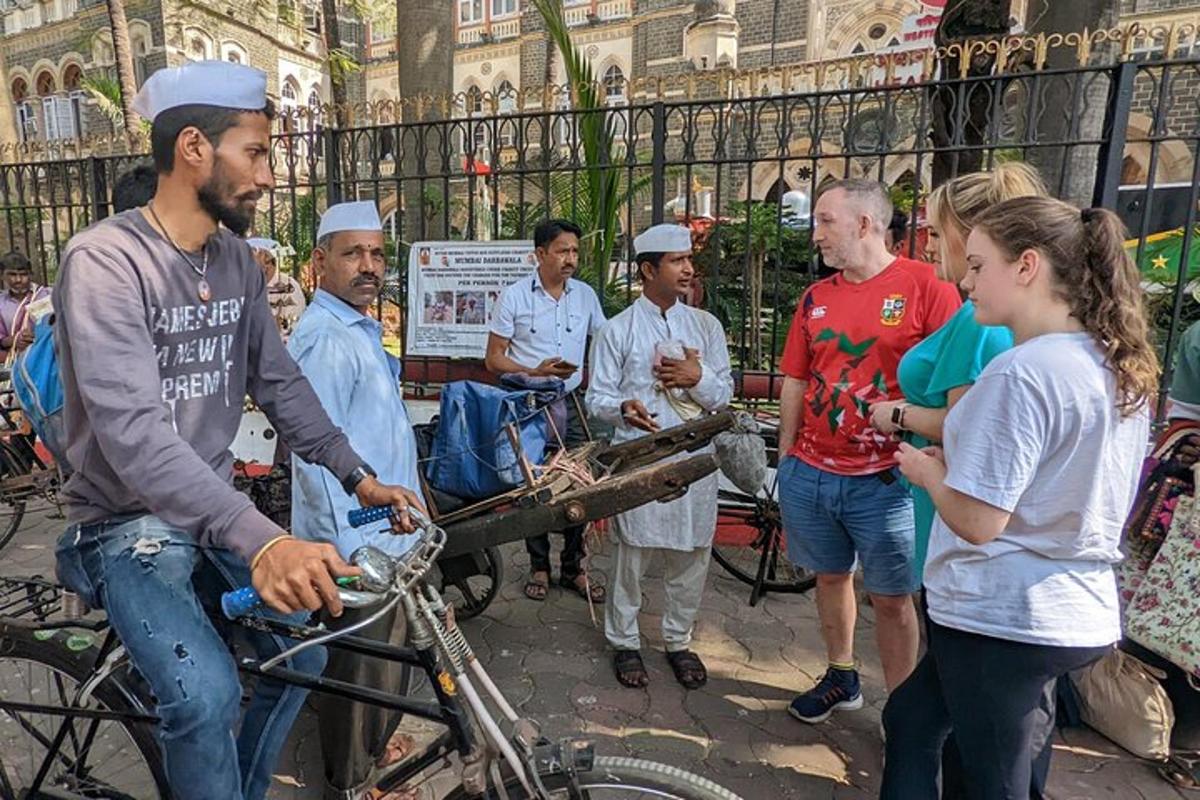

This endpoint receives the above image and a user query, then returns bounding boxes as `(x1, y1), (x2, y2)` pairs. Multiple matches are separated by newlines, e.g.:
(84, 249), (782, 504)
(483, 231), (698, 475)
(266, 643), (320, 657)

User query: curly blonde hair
(973, 197), (1160, 416)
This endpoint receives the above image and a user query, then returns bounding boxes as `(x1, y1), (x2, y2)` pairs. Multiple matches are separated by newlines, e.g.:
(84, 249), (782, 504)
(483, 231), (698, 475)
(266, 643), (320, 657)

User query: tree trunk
(930, 0), (1012, 187)
(1025, 0), (1123, 205)
(105, 0), (141, 145)
(321, 0), (349, 127)
(397, 0), (454, 240)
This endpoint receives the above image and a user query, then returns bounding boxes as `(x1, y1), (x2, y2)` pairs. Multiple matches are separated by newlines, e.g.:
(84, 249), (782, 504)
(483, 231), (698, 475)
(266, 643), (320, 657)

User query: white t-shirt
(924, 332), (1149, 648)
(489, 273), (606, 392)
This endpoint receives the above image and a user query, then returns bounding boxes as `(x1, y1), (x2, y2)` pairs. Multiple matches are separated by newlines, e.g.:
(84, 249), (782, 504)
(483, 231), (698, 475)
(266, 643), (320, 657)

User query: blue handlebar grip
(221, 586), (262, 619)
(348, 505), (392, 528)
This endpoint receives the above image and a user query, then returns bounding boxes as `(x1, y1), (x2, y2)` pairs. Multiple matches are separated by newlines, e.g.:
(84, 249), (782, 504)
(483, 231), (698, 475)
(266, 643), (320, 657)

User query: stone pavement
(0, 506), (1189, 799)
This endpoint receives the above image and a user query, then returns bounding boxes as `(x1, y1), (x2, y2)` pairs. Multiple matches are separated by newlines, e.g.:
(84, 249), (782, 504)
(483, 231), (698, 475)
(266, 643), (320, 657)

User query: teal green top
(896, 301), (1013, 581)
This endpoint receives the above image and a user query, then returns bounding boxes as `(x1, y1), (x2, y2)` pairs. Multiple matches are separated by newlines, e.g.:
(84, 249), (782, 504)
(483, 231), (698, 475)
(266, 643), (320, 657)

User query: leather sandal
(613, 649), (649, 688)
(666, 649), (708, 689)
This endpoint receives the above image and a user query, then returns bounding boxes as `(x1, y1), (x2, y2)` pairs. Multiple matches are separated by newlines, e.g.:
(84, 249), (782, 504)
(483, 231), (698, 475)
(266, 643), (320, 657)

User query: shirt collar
(532, 270), (573, 296)
(635, 294), (683, 319)
(312, 288), (378, 330)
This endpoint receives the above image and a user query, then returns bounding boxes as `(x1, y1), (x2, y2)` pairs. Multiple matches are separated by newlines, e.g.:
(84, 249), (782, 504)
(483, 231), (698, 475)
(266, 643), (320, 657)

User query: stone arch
(91, 32), (115, 67)
(8, 66), (31, 94)
(34, 67), (57, 97)
(183, 27), (215, 61)
(823, 1), (915, 58)
(128, 19), (154, 52)
(61, 61), (84, 92)
(741, 136), (851, 201)
(1122, 111), (1194, 186)
(221, 39), (249, 65)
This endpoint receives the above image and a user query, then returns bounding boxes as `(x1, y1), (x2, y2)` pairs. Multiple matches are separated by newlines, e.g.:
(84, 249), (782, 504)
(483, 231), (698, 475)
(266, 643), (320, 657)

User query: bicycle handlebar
(219, 504), (440, 620)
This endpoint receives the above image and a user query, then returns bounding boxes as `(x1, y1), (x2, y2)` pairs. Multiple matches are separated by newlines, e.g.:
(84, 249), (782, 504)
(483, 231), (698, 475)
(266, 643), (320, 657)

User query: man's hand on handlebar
(250, 538), (361, 617)
(354, 476), (428, 534)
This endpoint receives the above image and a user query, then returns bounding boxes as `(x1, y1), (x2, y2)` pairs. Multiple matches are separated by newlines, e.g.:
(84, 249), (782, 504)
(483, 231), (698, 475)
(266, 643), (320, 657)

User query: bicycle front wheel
(0, 625), (168, 799)
(442, 755), (744, 800)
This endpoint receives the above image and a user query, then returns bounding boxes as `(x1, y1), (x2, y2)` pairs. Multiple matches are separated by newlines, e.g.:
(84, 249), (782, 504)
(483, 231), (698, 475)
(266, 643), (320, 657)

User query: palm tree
(105, 0), (141, 144)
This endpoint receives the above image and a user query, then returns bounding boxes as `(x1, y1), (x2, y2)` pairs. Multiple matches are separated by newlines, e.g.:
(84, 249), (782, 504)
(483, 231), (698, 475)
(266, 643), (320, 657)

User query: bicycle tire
(0, 438), (29, 553)
(0, 624), (169, 799)
(441, 755), (744, 799)
(712, 494), (814, 595)
(435, 546), (504, 621)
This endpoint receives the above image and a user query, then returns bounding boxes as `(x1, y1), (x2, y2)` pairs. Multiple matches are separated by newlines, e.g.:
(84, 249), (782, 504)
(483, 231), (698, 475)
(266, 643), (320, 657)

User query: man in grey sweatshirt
(51, 60), (423, 800)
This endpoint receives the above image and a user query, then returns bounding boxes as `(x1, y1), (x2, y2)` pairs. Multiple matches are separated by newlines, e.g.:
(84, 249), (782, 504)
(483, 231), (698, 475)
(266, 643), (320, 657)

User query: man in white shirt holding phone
(486, 218), (607, 604)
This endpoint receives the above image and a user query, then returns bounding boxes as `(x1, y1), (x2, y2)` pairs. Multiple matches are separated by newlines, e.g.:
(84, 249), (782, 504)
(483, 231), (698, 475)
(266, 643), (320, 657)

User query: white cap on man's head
(132, 61), (269, 122)
(317, 201), (382, 240)
(633, 223), (692, 256)
(245, 237), (279, 253)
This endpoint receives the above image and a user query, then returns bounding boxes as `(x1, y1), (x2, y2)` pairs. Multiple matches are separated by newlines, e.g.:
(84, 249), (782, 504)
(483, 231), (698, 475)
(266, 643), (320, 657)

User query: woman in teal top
(870, 163), (1045, 580)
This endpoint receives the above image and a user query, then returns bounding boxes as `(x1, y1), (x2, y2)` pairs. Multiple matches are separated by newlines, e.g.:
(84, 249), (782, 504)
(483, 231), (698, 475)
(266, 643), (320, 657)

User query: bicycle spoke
(0, 656), (161, 797)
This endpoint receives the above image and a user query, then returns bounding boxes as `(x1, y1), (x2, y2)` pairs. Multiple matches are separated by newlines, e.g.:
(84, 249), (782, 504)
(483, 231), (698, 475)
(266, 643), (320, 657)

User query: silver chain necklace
(148, 201), (212, 302)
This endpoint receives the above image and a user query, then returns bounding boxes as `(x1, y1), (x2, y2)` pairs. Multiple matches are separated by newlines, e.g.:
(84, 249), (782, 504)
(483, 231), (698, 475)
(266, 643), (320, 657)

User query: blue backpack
(425, 379), (564, 499)
(12, 314), (68, 467)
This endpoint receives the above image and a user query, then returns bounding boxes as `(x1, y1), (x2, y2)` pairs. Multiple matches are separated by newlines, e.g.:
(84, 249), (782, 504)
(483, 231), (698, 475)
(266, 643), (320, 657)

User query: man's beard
(197, 160), (258, 236)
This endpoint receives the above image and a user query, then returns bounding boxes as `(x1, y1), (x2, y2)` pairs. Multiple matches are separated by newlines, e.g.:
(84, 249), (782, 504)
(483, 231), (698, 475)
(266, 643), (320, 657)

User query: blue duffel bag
(425, 377), (566, 500)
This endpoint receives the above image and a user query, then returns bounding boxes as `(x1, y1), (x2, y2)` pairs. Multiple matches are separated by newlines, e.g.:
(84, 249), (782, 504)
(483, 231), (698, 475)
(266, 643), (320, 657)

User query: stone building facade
(0, 0), (333, 148)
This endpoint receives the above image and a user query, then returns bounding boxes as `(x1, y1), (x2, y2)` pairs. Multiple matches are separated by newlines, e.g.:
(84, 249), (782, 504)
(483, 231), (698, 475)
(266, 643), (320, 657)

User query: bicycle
(710, 415), (815, 605)
(0, 380), (62, 554)
(0, 505), (744, 799)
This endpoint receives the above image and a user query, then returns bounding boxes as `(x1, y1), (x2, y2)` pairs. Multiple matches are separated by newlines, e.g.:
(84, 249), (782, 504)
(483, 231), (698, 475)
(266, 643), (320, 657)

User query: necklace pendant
(198, 279), (212, 302)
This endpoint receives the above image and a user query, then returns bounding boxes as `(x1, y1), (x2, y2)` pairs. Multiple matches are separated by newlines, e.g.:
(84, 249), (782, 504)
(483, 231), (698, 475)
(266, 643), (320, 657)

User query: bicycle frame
(0, 580), (583, 800)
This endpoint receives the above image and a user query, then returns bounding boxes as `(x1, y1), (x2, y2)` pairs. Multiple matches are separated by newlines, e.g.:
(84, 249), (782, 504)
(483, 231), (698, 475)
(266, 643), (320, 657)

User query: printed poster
(405, 240), (537, 357)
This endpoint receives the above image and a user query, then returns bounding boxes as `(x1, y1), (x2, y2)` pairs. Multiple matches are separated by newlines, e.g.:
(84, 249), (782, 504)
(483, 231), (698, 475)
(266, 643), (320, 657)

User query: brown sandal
(523, 572), (550, 601)
(613, 649), (649, 688)
(666, 649), (708, 689)
(560, 574), (606, 603)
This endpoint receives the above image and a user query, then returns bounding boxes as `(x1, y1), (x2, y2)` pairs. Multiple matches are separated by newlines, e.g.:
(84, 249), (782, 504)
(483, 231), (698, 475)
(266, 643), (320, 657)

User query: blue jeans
(778, 456), (919, 595)
(54, 515), (326, 800)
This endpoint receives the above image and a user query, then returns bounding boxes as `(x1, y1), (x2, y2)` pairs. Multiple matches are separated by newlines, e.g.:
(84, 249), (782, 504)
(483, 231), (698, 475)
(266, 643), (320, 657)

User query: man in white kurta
(586, 224), (733, 689)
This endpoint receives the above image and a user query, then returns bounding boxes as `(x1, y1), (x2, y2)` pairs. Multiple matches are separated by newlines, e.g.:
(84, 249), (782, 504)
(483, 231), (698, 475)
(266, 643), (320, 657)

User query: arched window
(12, 77), (36, 142)
(495, 79), (516, 145)
(35, 71), (55, 96)
(307, 88), (323, 131)
(495, 79), (515, 111)
(62, 64), (83, 91)
(281, 79), (299, 104)
(222, 41), (248, 66)
(602, 65), (625, 105)
(185, 29), (214, 61)
(465, 85), (483, 114)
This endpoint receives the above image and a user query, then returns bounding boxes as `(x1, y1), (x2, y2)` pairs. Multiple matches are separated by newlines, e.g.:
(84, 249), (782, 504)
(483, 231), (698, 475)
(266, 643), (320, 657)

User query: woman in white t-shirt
(882, 197), (1158, 799)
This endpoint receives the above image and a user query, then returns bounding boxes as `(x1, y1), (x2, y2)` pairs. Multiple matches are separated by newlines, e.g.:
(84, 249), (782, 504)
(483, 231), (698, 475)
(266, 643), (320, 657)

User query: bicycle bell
(349, 545), (396, 593)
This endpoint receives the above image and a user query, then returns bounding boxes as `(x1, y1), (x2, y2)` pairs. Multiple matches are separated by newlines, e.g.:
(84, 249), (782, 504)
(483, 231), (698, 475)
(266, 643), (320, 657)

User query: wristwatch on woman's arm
(891, 403), (908, 432)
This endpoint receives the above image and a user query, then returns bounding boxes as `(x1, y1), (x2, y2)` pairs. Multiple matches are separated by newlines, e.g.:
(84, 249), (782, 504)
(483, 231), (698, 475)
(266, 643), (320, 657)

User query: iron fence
(3, 54), (1200, 412)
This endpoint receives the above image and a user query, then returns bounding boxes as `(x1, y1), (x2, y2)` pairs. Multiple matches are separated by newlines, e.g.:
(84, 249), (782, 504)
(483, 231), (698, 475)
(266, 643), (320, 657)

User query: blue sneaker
(789, 667), (864, 724)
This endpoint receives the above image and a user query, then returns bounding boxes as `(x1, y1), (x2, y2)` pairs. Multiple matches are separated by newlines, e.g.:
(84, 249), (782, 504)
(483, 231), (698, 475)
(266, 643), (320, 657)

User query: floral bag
(1125, 470), (1200, 684)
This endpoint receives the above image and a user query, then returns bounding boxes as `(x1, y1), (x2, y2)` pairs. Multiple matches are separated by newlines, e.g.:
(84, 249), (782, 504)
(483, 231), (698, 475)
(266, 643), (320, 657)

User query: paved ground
(1, 505), (1189, 799)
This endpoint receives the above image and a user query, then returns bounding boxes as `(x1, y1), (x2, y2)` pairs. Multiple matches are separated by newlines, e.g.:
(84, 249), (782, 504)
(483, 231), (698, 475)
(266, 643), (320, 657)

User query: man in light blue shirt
(288, 200), (425, 798)
(486, 219), (607, 604)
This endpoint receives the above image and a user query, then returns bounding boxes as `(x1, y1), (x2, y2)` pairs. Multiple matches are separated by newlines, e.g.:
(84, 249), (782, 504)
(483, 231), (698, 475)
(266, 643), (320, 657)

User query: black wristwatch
(341, 464), (377, 496)
(891, 403), (908, 431)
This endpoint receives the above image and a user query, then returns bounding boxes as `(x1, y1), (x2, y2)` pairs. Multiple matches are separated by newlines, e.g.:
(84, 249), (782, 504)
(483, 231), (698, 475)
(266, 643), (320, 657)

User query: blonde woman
(869, 163), (1047, 578)
(884, 198), (1157, 798)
